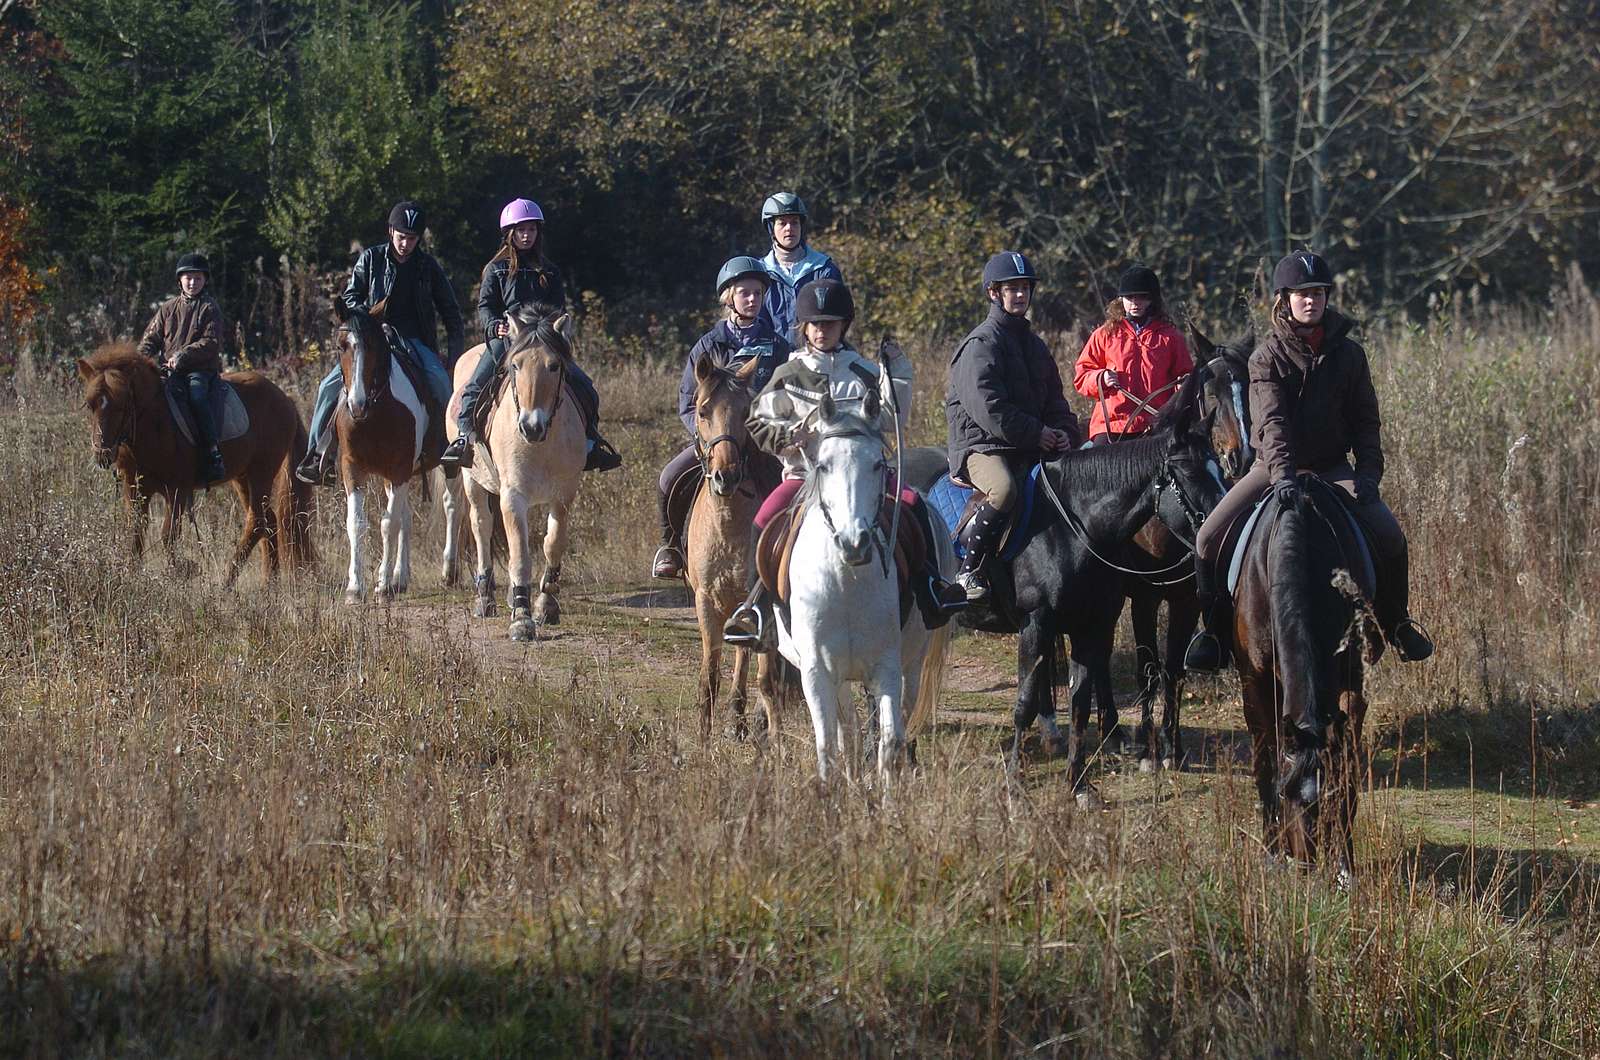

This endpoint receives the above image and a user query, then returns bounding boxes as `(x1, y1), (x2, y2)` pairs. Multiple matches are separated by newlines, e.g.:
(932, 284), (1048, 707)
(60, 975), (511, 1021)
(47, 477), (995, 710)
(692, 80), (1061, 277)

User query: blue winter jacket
(678, 318), (793, 435)
(761, 246), (843, 347)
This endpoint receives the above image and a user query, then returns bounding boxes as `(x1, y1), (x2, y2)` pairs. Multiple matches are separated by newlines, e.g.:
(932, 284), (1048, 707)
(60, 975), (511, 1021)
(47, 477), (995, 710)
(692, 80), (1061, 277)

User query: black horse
(1006, 369), (1227, 795)
(1114, 325), (1254, 771)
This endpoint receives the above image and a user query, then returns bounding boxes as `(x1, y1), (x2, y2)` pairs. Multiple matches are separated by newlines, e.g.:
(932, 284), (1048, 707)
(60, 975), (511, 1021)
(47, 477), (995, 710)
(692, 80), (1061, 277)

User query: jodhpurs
(963, 451), (1023, 513)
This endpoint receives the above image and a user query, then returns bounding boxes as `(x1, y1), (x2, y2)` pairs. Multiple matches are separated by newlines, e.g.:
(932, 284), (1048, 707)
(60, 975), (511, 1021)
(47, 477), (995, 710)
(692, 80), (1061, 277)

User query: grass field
(2, 292), (1598, 1057)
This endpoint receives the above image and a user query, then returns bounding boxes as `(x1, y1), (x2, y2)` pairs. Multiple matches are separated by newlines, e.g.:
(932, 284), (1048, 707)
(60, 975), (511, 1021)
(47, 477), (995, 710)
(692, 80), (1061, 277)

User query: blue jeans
(308, 338), (450, 455)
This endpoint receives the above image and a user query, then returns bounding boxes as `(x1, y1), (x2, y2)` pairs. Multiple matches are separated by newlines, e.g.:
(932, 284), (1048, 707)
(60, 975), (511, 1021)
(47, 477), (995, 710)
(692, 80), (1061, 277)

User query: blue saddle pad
(927, 463), (1042, 562)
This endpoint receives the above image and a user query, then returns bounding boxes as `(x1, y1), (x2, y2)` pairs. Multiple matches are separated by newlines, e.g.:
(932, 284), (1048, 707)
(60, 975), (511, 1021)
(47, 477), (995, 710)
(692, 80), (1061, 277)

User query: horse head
(77, 348), (154, 468)
(1188, 322), (1256, 482)
(1147, 367), (1232, 545)
(693, 352), (762, 496)
(808, 390), (888, 567)
(338, 305), (391, 422)
(506, 310), (573, 445)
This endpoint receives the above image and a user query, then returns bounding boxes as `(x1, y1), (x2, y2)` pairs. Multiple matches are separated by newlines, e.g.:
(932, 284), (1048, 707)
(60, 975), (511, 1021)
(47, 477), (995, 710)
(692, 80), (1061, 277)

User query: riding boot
(652, 488), (683, 578)
(583, 424), (624, 472)
(723, 578), (773, 651)
(907, 495), (966, 617)
(1183, 557), (1232, 674)
(953, 501), (1008, 602)
(1374, 549), (1434, 662)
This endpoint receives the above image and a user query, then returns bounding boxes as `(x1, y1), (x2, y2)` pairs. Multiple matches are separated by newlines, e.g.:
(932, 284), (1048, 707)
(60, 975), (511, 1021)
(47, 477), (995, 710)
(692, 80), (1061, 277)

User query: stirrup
(585, 437), (623, 472)
(1389, 617), (1434, 662)
(723, 603), (765, 647)
(1183, 629), (1226, 674)
(440, 436), (474, 470)
(931, 575), (970, 614)
(651, 545), (684, 579)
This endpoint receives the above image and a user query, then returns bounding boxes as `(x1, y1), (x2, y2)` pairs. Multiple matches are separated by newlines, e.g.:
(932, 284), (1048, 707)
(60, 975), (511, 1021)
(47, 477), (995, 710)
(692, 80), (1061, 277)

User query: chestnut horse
(334, 306), (461, 604)
(445, 310), (584, 640)
(76, 345), (315, 581)
(682, 353), (783, 740)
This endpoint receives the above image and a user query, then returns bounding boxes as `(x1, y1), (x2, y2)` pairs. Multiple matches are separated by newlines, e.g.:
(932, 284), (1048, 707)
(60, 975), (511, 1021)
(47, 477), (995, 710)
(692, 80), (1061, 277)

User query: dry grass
(1, 292), (1599, 1057)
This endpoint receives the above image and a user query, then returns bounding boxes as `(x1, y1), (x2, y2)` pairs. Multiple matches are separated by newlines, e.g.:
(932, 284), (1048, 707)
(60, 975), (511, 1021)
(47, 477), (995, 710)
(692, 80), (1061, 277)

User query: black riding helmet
(388, 200), (426, 234)
(175, 252), (211, 276)
(1117, 265), (1160, 297)
(1273, 251), (1334, 291)
(981, 251), (1038, 289)
(795, 278), (854, 327)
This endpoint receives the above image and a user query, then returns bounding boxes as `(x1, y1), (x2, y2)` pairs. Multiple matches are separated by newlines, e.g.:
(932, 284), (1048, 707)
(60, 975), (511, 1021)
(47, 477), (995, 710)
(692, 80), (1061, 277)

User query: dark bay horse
(1116, 326), (1253, 770)
(76, 345), (315, 582)
(1009, 371), (1226, 795)
(1233, 477), (1381, 871)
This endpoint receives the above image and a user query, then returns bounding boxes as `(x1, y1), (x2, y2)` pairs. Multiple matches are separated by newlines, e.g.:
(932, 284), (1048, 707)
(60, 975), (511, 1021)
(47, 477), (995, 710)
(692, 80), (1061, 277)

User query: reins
(1034, 455), (1200, 584)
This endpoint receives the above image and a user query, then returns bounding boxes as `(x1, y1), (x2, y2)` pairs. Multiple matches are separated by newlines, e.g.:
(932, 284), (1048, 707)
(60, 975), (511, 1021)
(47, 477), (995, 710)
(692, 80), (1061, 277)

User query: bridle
(696, 429), (753, 489)
(507, 345), (567, 439)
(340, 325), (391, 413)
(90, 378), (138, 462)
(809, 422), (893, 576)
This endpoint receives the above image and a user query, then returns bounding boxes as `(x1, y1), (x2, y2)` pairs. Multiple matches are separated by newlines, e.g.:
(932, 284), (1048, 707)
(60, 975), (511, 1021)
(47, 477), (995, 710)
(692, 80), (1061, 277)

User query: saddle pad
(758, 495), (921, 624)
(1225, 482), (1378, 598)
(164, 376), (248, 446)
(927, 463), (1041, 562)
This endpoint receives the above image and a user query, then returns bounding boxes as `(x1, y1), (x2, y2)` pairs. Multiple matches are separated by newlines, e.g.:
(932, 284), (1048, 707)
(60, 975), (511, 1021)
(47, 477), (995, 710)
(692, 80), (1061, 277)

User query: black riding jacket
(476, 255), (567, 344)
(340, 243), (466, 364)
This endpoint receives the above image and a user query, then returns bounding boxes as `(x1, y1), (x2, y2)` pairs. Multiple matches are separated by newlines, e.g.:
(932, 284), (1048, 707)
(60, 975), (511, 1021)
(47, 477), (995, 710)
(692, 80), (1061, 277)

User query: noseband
(696, 431), (751, 487)
(94, 388), (137, 459)
(508, 349), (567, 434)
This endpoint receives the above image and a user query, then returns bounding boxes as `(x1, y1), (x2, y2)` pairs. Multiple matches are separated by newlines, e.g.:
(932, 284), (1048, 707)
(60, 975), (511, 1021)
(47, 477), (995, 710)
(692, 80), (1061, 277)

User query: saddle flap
(163, 375), (248, 446)
(757, 498), (805, 601)
(665, 462), (704, 546)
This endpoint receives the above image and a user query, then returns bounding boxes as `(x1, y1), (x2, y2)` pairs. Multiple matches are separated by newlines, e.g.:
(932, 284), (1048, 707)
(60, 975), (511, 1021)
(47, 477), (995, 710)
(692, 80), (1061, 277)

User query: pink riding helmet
(499, 198), (545, 229)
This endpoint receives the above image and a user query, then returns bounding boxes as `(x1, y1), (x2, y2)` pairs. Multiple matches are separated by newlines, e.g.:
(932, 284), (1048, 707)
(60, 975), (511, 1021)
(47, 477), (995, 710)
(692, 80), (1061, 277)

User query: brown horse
(334, 306), (460, 604)
(76, 344), (315, 582)
(681, 353), (783, 740)
(1232, 476), (1380, 874)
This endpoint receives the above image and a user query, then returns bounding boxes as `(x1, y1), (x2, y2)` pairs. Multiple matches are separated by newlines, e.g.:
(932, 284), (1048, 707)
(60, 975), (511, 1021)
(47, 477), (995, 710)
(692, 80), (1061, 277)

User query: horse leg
(1242, 672), (1284, 858)
(503, 489), (536, 641)
(693, 590), (722, 742)
(755, 653), (781, 751)
(224, 475), (264, 587)
(344, 483), (368, 604)
(377, 481), (410, 598)
(533, 502), (568, 626)
(1012, 612), (1054, 767)
(870, 653), (905, 780)
(162, 491), (197, 579)
(1130, 592), (1161, 769)
(1331, 663), (1368, 879)
(727, 645), (751, 740)
(465, 478), (497, 617)
(124, 478), (150, 559)
(1065, 649), (1102, 802)
(1162, 591), (1200, 770)
(438, 467), (462, 588)
(800, 665), (843, 784)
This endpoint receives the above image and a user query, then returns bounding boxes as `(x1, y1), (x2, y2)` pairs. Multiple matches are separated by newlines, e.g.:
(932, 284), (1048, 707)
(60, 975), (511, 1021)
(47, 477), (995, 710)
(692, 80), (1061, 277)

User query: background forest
(1, 0), (1598, 361)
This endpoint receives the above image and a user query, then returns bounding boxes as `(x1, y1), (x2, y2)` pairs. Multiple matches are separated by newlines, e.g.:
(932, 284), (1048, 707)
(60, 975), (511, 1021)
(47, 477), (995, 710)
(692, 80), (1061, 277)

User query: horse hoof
(473, 599), (496, 619)
(726, 720), (749, 742)
(509, 614), (536, 642)
(343, 589), (363, 607)
(441, 564), (460, 589)
(533, 593), (560, 625)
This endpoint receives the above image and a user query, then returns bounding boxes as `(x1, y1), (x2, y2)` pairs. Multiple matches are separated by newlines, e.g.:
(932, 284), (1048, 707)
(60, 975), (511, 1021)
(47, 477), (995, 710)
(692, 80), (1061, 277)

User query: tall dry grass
(0, 289), (1598, 1056)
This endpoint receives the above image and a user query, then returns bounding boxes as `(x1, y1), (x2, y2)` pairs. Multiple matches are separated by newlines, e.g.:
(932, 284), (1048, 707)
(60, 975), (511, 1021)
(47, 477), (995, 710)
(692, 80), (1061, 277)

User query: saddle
(755, 492), (927, 627)
(163, 374), (249, 447)
(926, 464), (1043, 563)
(662, 450), (782, 550)
(1224, 477), (1378, 599)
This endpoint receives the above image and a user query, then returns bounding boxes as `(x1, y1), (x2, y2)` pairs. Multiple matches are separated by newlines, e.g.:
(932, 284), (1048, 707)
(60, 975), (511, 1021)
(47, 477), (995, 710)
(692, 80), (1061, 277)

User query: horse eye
(99, 395), (109, 410)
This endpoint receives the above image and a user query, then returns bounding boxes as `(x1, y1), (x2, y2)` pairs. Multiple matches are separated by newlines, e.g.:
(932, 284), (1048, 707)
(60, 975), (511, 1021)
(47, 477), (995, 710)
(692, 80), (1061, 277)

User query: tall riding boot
(186, 373), (227, 485)
(723, 577), (773, 650)
(583, 420), (624, 472)
(652, 489), (683, 578)
(953, 501), (1009, 602)
(1182, 557), (1233, 674)
(907, 496), (966, 617)
(1374, 548), (1433, 662)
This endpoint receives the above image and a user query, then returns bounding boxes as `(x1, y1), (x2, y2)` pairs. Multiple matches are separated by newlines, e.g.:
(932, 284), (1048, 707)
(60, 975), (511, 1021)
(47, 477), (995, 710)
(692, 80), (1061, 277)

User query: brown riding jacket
(1248, 307), (1383, 485)
(136, 293), (224, 375)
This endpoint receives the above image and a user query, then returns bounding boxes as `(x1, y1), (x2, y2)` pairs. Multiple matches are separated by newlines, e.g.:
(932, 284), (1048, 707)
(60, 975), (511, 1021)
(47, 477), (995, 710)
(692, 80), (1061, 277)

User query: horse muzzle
(517, 410), (549, 444)
(835, 522), (875, 566)
(708, 467), (744, 496)
(346, 393), (371, 422)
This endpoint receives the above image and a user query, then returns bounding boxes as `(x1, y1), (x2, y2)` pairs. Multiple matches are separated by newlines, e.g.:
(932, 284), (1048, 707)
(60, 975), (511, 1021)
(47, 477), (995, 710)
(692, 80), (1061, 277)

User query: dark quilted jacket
(946, 304), (1080, 479)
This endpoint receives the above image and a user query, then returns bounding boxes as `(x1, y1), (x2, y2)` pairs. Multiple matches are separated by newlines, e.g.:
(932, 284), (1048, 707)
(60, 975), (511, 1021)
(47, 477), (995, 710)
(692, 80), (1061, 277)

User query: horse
(1007, 370), (1226, 796)
(446, 309), (585, 640)
(682, 353), (784, 740)
(1115, 325), (1254, 771)
(333, 306), (461, 604)
(76, 345), (315, 582)
(1233, 477), (1380, 873)
(776, 392), (956, 783)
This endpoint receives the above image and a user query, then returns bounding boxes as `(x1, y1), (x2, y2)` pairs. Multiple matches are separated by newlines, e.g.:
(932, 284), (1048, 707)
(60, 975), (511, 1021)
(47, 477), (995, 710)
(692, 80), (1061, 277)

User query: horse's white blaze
(345, 485), (367, 595)
(387, 361), (426, 470)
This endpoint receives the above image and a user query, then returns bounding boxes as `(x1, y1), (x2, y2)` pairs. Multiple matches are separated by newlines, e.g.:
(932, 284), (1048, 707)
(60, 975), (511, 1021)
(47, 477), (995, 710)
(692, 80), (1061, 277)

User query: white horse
(444, 310), (586, 640)
(774, 393), (956, 782)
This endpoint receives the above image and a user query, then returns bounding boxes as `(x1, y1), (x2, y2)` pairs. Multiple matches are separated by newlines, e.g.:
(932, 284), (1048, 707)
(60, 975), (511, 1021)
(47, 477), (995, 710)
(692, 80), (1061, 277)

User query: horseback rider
(296, 200), (465, 485)
(759, 191), (844, 347)
(1073, 265), (1194, 442)
(946, 251), (1082, 601)
(723, 278), (965, 648)
(651, 255), (792, 579)
(136, 252), (228, 484)
(1183, 250), (1435, 673)
(440, 198), (621, 473)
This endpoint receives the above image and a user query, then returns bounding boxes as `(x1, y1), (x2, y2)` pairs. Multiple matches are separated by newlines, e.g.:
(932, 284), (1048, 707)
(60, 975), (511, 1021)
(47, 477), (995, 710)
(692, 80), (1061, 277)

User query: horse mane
(1047, 433), (1166, 495)
(83, 342), (154, 375)
(507, 307), (572, 362)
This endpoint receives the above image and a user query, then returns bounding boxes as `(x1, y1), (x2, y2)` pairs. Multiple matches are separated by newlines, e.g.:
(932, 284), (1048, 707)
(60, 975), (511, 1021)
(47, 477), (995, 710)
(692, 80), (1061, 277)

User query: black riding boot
(953, 501), (1008, 602)
(1183, 557), (1233, 674)
(185, 373), (227, 485)
(1375, 548), (1433, 662)
(723, 577), (773, 650)
(907, 495), (966, 617)
(652, 488), (683, 578)
(584, 426), (623, 472)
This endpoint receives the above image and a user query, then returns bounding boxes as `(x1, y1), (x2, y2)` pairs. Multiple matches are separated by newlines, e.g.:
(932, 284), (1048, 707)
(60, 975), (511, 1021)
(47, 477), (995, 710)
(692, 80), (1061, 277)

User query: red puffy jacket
(1073, 318), (1194, 438)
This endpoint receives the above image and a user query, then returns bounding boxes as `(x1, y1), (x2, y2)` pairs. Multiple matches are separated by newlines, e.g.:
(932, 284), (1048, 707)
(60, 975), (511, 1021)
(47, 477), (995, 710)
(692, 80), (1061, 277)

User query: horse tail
(277, 418), (318, 571)
(905, 620), (952, 740)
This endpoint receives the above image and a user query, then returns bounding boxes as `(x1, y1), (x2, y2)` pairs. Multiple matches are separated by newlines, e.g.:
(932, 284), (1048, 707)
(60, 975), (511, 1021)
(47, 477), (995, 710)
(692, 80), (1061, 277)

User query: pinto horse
(1116, 325), (1253, 770)
(333, 306), (461, 603)
(682, 353), (784, 740)
(446, 310), (586, 640)
(1233, 478), (1381, 872)
(76, 345), (315, 582)
(1008, 371), (1225, 796)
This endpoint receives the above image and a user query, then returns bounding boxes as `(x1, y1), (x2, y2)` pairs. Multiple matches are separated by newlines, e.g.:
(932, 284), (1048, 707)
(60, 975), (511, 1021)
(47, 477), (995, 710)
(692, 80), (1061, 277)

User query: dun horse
(682, 354), (783, 739)
(333, 306), (461, 603)
(446, 310), (586, 640)
(76, 345), (315, 581)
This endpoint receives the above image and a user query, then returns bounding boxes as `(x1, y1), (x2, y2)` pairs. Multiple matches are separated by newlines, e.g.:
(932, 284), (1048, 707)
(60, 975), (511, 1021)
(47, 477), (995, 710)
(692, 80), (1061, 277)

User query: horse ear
(1188, 322), (1215, 357)
(76, 358), (95, 382)
(694, 352), (715, 385)
(862, 387), (880, 421)
(1235, 323), (1257, 354)
(733, 354), (762, 386)
(818, 390), (837, 423)
(553, 313), (574, 344)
